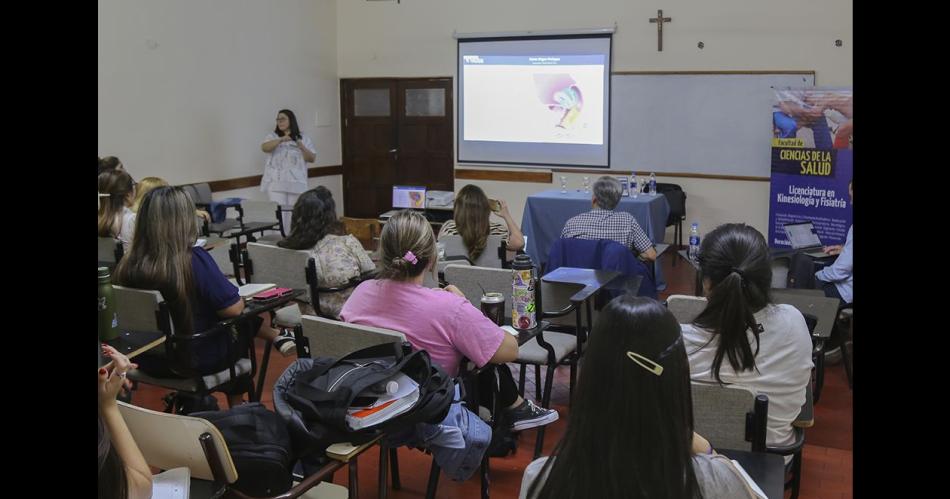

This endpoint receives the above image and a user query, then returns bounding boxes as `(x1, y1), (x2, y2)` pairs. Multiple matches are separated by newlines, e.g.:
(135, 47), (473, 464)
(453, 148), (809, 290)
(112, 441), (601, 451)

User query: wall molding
(456, 167), (769, 183)
(550, 169), (770, 182)
(455, 168), (552, 183)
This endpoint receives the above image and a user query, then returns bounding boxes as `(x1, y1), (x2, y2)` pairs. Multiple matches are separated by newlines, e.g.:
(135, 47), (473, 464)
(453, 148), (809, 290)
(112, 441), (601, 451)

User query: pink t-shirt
(340, 280), (505, 377)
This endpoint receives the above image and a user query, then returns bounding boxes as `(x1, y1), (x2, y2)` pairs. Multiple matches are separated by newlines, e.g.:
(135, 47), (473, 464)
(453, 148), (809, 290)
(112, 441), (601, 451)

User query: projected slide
(463, 55), (605, 145)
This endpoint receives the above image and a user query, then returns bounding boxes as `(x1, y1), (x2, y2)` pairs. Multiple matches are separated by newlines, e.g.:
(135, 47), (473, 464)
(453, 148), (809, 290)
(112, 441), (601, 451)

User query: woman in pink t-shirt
(341, 210), (558, 432)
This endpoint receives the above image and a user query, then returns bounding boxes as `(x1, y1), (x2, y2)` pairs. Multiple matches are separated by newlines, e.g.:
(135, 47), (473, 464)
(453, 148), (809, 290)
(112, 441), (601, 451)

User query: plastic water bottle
(631, 175), (639, 198)
(688, 223), (701, 262)
(511, 254), (537, 330)
(649, 173), (657, 196)
(369, 381), (399, 395)
(98, 267), (120, 341)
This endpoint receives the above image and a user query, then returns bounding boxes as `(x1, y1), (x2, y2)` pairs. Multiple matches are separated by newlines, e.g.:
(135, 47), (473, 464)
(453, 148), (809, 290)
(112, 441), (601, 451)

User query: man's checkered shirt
(560, 208), (654, 255)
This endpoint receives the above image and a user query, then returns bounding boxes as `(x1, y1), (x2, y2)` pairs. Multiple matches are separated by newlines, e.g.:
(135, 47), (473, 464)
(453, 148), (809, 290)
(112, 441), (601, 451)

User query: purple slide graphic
(533, 74), (584, 129)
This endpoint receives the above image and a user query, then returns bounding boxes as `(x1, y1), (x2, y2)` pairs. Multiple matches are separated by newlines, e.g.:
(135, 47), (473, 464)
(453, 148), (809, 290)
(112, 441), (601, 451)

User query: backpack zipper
(327, 361), (384, 392)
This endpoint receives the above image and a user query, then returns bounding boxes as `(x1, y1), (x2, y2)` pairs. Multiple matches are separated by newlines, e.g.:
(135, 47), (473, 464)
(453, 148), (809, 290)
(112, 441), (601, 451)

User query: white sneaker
(274, 329), (297, 357)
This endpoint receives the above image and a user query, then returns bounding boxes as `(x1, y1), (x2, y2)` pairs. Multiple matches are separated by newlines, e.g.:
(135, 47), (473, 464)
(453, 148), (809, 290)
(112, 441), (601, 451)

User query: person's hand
(441, 284), (466, 299)
(196, 209), (212, 222)
(691, 432), (713, 455)
(497, 199), (512, 219)
(798, 106), (825, 126)
(280, 133), (292, 142)
(823, 245), (843, 256)
(99, 344), (137, 409)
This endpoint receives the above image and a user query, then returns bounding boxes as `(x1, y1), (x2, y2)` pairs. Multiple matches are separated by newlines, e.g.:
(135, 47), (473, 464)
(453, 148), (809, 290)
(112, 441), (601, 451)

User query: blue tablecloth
(521, 189), (670, 290)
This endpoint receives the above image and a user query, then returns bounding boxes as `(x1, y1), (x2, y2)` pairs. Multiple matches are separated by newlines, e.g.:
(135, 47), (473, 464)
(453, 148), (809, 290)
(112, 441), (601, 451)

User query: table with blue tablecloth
(521, 189), (670, 290)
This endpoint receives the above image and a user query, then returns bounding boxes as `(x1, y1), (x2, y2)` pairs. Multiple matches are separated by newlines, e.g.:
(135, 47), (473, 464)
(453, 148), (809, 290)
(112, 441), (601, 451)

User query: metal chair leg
(256, 341), (273, 402)
(378, 442), (388, 499)
(480, 451), (490, 499)
(534, 365), (542, 400)
(389, 447), (401, 490)
(569, 358), (577, 406)
(533, 364), (557, 459)
(348, 459), (359, 499)
(841, 340), (853, 389)
(790, 450), (802, 499)
(425, 458), (441, 499)
(518, 362), (527, 396)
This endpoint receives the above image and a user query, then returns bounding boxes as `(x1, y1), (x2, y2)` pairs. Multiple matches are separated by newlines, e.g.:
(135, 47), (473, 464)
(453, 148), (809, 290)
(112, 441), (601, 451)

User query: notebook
(151, 467), (191, 499)
(345, 373), (419, 430)
(729, 460), (768, 499)
(227, 279), (277, 298)
(782, 221), (830, 258)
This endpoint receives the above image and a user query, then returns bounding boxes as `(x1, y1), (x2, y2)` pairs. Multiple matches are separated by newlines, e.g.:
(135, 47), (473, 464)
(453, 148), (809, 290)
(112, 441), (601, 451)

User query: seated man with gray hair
(560, 176), (657, 262)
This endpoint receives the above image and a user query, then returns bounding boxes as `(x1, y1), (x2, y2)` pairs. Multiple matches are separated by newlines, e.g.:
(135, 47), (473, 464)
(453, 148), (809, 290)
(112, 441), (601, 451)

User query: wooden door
(395, 78), (454, 191)
(341, 78), (454, 218)
(341, 80), (398, 218)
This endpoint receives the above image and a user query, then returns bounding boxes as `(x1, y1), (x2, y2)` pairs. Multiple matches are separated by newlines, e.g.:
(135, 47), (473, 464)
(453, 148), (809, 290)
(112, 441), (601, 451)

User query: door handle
(389, 149), (397, 153)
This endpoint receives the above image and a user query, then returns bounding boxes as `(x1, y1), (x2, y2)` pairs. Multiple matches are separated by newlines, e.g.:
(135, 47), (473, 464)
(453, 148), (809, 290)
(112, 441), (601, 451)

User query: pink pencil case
(252, 287), (293, 300)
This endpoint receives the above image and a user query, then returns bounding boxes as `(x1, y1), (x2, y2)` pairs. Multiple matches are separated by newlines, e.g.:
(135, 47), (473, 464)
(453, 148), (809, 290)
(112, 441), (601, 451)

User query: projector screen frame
(456, 32), (613, 169)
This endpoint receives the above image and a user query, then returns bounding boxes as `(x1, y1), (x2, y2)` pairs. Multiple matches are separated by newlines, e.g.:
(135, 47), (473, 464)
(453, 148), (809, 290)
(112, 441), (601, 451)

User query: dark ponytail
(692, 223), (772, 383)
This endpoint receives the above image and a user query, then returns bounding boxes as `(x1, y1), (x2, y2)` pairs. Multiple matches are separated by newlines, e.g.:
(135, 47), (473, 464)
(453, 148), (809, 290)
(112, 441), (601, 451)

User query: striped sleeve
(438, 220), (458, 239)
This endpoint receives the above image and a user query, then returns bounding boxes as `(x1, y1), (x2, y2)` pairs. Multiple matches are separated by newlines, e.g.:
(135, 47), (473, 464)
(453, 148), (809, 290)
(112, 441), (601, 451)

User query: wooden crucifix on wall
(649, 9), (672, 51)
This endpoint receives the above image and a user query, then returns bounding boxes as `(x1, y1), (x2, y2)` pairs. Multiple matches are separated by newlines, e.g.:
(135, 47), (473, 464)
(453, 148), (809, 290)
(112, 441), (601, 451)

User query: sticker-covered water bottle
(511, 254), (537, 330)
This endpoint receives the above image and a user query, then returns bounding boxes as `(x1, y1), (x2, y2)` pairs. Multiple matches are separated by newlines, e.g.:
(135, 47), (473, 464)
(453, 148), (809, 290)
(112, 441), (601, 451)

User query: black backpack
(274, 342), (455, 459)
(192, 402), (294, 497)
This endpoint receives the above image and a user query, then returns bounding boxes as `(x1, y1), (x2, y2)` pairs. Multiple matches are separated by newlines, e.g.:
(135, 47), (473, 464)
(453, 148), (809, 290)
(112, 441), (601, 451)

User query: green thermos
(98, 267), (119, 341)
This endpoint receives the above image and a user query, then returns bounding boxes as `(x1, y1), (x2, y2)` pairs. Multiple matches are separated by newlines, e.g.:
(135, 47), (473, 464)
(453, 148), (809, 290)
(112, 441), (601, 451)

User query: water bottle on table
(688, 223), (701, 262)
(649, 173), (657, 196)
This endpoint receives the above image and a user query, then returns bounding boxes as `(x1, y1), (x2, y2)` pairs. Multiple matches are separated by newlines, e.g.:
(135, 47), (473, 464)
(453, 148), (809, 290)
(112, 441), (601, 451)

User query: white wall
(337, 0), (852, 238)
(98, 0), (341, 203)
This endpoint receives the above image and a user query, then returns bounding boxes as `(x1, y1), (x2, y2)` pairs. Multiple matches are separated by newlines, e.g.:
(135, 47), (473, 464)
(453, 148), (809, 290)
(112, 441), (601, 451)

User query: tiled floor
(129, 250), (852, 498)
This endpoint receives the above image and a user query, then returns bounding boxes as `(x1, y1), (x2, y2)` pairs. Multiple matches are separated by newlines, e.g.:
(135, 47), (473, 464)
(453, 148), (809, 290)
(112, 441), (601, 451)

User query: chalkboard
(609, 72), (815, 177)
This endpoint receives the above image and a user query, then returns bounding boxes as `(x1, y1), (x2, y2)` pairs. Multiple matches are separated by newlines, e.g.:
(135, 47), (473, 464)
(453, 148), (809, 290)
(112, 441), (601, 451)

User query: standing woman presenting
(261, 109), (316, 230)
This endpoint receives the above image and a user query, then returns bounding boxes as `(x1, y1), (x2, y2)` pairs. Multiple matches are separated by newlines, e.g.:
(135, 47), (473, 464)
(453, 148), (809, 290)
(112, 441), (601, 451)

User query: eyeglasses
(276, 117), (289, 122)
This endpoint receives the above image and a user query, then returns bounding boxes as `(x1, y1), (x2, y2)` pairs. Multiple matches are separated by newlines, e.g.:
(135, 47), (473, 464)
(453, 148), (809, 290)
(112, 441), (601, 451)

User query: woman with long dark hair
(98, 156), (124, 176)
(521, 296), (756, 499)
(114, 186), (296, 406)
(437, 184), (524, 262)
(260, 109), (316, 229)
(683, 223), (812, 452)
(277, 187), (375, 318)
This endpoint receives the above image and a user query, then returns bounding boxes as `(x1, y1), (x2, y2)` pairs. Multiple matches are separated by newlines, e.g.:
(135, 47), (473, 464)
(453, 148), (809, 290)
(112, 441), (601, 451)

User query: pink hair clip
(404, 251), (418, 265)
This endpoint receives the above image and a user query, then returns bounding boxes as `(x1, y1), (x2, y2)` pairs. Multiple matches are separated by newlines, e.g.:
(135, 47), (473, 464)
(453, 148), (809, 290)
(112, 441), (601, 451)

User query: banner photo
(768, 88), (852, 248)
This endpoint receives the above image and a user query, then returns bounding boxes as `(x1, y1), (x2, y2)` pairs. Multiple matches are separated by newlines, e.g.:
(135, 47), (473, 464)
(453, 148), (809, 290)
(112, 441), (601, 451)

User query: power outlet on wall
(315, 110), (331, 128)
